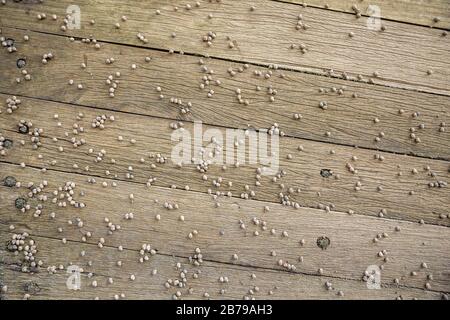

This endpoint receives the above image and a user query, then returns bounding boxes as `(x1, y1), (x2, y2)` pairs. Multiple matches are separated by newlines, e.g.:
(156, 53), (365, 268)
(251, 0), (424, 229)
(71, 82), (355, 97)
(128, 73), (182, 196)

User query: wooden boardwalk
(0, 0), (449, 300)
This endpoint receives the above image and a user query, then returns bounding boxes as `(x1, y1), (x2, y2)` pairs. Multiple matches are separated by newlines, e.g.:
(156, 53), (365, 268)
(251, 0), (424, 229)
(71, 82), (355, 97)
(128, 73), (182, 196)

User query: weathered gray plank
(1, 0), (449, 94)
(1, 95), (449, 225)
(0, 28), (449, 159)
(276, 0), (450, 28)
(1, 235), (446, 300)
(1, 163), (449, 292)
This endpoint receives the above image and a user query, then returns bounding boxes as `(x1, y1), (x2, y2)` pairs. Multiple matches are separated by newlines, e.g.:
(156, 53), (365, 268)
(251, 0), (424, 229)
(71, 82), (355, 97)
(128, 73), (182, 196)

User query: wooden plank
(1, 0), (449, 94)
(1, 235), (445, 300)
(0, 29), (449, 160)
(1, 95), (449, 225)
(277, 0), (450, 29)
(1, 163), (449, 292)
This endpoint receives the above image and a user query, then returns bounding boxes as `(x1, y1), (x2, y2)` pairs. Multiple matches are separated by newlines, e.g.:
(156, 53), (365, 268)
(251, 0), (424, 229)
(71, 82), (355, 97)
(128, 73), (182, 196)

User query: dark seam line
(3, 24), (450, 98)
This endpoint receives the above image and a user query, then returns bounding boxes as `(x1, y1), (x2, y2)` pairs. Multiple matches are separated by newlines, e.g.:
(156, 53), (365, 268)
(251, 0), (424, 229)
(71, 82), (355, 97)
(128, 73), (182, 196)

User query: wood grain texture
(276, 0), (450, 28)
(0, 0), (449, 94)
(0, 0), (449, 301)
(1, 235), (446, 300)
(1, 95), (450, 225)
(0, 28), (449, 159)
(0, 163), (449, 293)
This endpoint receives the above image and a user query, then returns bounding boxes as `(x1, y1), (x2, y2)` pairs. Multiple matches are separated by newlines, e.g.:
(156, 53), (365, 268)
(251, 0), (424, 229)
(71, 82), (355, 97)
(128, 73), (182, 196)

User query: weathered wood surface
(1, 96), (450, 225)
(277, 0), (450, 28)
(0, 0), (449, 95)
(0, 0), (449, 301)
(1, 234), (447, 301)
(1, 163), (449, 293)
(0, 28), (449, 159)
(1, 235), (446, 300)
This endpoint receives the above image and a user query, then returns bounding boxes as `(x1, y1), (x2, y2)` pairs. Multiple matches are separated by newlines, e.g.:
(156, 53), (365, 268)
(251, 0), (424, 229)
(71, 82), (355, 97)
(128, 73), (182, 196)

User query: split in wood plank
(1, 95), (449, 225)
